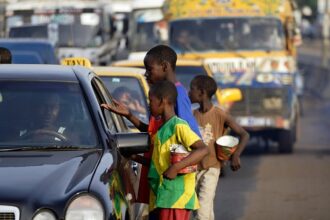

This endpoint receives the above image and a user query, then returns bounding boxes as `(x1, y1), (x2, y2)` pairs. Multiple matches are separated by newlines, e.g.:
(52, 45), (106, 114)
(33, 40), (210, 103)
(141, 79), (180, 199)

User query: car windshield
(0, 81), (98, 148)
(170, 17), (286, 53)
(101, 76), (149, 127)
(9, 24), (102, 48)
(9, 25), (48, 38)
(57, 24), (102, 47)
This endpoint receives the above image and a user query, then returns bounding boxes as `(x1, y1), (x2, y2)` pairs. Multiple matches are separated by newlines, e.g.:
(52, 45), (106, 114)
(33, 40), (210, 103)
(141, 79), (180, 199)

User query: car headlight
(65, 194), (104, 220)
(33, 209), (56, 220)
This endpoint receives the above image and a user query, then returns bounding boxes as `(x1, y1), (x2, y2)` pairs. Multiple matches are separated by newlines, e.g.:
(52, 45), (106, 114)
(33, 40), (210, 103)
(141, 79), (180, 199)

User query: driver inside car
(19, 93), (76, 144)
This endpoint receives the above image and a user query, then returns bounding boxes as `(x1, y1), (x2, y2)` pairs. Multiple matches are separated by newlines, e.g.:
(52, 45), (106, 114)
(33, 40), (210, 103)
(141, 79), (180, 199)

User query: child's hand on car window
(101, 99), (131, 117)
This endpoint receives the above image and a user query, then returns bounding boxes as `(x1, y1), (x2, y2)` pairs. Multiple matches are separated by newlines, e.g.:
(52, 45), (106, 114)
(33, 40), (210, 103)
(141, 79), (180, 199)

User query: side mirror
(218, 88), (242, 105)
(115, 132), (150, 156)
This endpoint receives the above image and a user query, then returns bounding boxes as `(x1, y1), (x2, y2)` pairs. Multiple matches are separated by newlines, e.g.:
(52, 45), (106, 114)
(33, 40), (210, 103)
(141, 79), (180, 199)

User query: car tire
(278, 130), (294, 154)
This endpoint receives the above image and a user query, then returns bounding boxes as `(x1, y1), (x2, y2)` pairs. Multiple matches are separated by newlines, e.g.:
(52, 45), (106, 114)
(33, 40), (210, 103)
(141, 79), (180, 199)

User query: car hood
(0, 149), (102, 204)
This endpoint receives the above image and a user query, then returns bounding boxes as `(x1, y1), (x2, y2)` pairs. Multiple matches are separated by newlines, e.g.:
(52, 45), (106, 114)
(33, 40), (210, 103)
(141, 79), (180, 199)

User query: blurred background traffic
(0, 0), (323, 65)
(0, 0), (330, 219)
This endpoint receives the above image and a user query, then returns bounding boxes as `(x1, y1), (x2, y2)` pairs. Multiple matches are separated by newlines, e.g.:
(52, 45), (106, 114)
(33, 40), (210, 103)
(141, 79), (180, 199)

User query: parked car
(0, 64), (149, 219)
(0, 38), (58, 64)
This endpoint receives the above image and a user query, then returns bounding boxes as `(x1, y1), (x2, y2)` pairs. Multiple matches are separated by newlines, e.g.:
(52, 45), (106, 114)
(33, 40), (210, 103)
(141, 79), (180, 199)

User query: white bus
(128, 0), (167, 60)
(6, 0), (118, 65)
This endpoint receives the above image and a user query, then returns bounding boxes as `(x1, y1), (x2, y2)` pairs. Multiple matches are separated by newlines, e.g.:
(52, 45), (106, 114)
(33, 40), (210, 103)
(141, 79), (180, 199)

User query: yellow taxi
(61, 57), (150, 131)
(93, 66), (150, 130)
(112, 59), (241, 109)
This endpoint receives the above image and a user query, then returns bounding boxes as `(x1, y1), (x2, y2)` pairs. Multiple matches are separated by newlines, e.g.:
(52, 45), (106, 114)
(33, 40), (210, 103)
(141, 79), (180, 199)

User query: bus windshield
(57, 24), (102, 47)
(130, 8), (164, 52)
(170, 17), (286, 53)
(7, 12), (104, 48)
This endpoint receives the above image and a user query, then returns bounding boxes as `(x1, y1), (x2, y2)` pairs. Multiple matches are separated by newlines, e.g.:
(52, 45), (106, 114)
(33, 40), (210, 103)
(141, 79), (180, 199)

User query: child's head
(113, 86), (133, 105)
(189, 75), (217, 103)
(148, 80), (177, 117)
(144, 45), (177, 84)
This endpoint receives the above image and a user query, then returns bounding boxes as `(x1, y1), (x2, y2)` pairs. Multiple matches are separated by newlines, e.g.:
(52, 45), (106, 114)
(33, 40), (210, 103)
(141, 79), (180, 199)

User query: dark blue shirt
(175, 82), (202, 138)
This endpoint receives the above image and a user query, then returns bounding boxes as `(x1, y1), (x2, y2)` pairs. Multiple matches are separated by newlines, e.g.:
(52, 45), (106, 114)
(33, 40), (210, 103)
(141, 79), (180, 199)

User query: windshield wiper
(0, 145), (83, 152)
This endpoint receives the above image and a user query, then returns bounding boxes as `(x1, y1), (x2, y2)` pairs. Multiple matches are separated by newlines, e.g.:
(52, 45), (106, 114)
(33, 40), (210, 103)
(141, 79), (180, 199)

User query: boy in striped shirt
(147, 80), (209, 220)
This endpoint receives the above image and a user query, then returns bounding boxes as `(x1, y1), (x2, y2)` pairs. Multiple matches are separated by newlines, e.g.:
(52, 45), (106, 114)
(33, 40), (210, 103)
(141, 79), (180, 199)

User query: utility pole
(322, 0), (330, 68)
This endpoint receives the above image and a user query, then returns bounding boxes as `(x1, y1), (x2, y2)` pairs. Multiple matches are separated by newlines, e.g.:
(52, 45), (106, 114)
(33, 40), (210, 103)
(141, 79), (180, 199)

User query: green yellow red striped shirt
(148, 116), (201, 211)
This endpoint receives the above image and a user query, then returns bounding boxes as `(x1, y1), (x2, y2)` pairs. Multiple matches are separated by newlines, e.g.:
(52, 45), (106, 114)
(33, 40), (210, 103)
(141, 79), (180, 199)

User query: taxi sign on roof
(61, 57), (92, 68)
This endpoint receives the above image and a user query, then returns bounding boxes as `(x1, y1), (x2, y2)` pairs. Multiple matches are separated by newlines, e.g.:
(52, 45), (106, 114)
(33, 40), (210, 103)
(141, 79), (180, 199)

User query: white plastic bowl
(216, 135), (239, 148)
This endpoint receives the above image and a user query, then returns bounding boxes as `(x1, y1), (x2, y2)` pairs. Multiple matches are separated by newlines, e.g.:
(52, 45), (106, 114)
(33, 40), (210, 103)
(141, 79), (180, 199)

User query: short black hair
(149, 80), (177, 104)
(0, 47), (12, 64)
(145, 45), (177, 70)
(191, 75), (218, 98)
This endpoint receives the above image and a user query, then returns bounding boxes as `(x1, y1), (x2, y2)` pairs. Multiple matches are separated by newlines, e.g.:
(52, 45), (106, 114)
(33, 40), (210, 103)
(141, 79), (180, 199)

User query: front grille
(230, 87), (289, 116)
(0, 206), (19, 220)
(0, 213), (15, 220)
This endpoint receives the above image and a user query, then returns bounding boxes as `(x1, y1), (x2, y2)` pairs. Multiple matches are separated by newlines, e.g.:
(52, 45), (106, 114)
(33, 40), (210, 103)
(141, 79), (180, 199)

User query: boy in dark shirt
(102, 45), (201, 217)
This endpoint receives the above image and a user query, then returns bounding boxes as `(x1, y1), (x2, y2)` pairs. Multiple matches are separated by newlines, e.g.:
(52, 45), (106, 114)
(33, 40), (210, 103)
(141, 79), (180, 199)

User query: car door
(91, 76), (140, 219)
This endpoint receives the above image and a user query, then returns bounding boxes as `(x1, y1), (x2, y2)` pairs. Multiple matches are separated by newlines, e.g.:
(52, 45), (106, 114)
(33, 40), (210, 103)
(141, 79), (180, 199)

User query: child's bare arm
(126, 111), (149, 132)
(225, 114), (250, 171)
(101, 100), (148, 132)
(163, 140), (209, 179)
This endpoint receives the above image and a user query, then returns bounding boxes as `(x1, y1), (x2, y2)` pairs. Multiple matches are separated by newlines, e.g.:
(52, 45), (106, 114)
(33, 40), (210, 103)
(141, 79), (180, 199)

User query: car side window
(91, 77), (117, 134)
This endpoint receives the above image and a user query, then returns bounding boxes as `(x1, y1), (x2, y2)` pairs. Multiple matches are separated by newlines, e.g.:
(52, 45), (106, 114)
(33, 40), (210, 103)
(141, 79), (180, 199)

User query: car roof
(112, 59), (204, 67)
(0, 64), (89, 82)
(0, 38), (58, 64)
(93, 66), (145, 77)
(12, 51), (43, 64)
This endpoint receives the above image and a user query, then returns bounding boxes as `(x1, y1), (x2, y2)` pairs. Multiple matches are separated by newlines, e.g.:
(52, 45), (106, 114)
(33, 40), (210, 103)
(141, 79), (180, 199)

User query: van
(0, 38), (58, 64)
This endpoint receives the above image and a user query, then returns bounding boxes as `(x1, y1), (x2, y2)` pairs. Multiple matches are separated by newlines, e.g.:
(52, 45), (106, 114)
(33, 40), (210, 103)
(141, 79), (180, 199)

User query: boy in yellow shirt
(148, 80), (209, 220)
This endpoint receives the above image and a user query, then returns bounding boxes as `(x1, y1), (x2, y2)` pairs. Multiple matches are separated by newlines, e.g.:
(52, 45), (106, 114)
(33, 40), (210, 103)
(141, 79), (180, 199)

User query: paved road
(214, 40), (330, 220)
